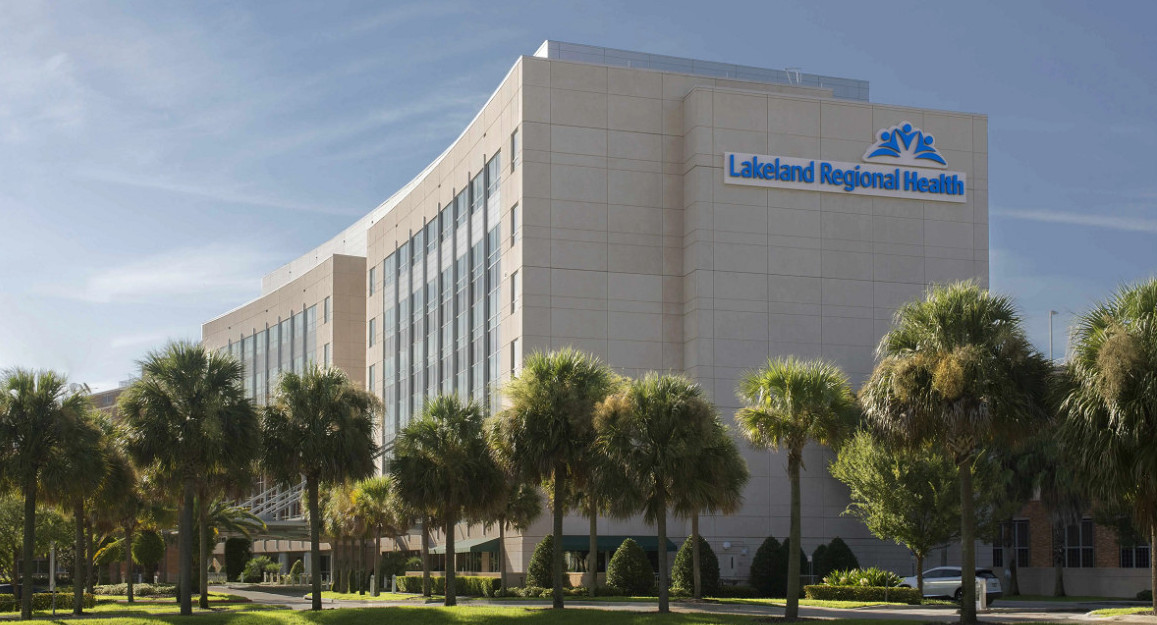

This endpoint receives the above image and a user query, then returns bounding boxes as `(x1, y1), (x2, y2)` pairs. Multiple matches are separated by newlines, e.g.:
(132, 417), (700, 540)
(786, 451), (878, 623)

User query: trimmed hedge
(396, 575), (502, 597)
(93, 583), (176, 597)
(0, 593), (96, 612)
(804, 584), (922, 605)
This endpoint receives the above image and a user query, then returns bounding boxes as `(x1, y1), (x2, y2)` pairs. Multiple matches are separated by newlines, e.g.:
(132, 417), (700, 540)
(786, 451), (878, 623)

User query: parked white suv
(899, 567), (1002, 603)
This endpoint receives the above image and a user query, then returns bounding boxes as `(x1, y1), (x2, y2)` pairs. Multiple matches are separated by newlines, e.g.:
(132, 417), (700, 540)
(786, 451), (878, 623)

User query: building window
(1064, 519), (1095, 568)
(993, 519), (1030, 568)
(324, 296), (331, 324)
(510, 338), (520, 376)
(1121, 542), (1151, 569)
(510, 127), (520, 172)
(369, 266), (377, 296)
(368, 364), (376, 394)
(510, 270), (519, 313)
(323, 343), (331, 368)
(369, 317), (377, 348)
(510, 203), (519, 246)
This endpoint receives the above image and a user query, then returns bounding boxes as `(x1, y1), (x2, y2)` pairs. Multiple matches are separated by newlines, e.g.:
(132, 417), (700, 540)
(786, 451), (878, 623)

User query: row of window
(370, 151), (513, 456)
(225, 303), (325, 404)
(991, 518), (1151, 569)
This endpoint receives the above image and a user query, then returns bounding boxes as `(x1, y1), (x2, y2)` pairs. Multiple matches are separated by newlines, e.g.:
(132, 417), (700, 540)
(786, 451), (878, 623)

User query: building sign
(722, 121), (966, 203)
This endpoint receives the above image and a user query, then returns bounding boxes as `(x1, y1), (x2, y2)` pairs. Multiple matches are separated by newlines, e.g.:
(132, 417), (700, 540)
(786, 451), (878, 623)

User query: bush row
(92, 583), (176, 597)
(0, 593), (96, 612)
(395, 575), (502, 597)
(822, 567), (903, 588)
(803, 584), (922, 605)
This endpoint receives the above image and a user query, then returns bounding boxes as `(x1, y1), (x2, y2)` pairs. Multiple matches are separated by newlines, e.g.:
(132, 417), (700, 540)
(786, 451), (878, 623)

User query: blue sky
(1, 0), (1155, 390)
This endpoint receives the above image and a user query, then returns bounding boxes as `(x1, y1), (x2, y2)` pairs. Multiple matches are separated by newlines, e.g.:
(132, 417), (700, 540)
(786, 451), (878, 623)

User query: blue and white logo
(862, 121), (947, 169)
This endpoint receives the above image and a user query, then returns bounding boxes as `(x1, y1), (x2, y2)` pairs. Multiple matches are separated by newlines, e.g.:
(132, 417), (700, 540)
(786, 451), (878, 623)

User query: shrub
(804, 584), (922, 605)
(749, 536), (781, 597)
(1138, 589), (1152, 601)
(242, 555), (279, 582)
(394, 575), (501, 597)
(711, 584), (759, 598)
(224, 537), (252, 582)
(380, 552), (409, 578)
(606, 538), (654, 595)
(288, 559), (304, 583)
(526, 534), (570, 588)
(822, 567), (901, 588)
(93, 583), (177, 597)
(814, 537), (859, 579)
(671, 535), (720, 596)
(133, 530), (167, 576)
(0, 593), (95, 612)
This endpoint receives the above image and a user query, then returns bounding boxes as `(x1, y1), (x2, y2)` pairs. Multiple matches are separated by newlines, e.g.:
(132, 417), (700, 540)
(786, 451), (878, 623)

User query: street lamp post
(1048, 310), (1058, 362)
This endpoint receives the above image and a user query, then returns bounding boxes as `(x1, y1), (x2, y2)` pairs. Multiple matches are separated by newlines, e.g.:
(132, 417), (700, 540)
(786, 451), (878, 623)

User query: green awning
(430, 537), (499, 555)
(559, 535), (678, 552)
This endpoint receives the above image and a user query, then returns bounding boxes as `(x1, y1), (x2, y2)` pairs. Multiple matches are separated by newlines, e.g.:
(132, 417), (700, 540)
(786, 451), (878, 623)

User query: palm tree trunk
(444, 514), (457, 607)
(308, 478), (322, 611)
(125, 524), (135, 603)
(657, 491), (669, 614)
(916, 552), (924, 598)
(692, 513), (702, 600)
(373, 528), (382, 596)
(73, 500), (85, 615)
(959, 461), (977, 625)
(552, 466), (565, 610)
(421, 519), (431, 597)
(21, 476), (37, 620)
(1009, 529), (1021, 596)
(786, 454), (802, 619)
(498, 520), (507, 591)
(587, 502), (597, 596)
(1150, 526), (1156, 616)
(179, 478), (194, 616)
(198, 498), (210, 609)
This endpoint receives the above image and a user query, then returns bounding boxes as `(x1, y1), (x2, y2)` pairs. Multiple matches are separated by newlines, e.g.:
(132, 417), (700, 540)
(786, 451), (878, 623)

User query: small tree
(289, 559), (304, 583)
(749, 536), (781, 597)
(671, 536), (719, 596)
(224, 537), (252, 582)
(133, 530), (167, 580)
(606, 538), (653, 595)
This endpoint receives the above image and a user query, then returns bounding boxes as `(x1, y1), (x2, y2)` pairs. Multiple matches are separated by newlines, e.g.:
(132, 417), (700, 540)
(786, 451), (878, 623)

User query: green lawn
(1003, 595), (1130, 603)
(1090, 606), (1157, 617)
(2, 605), (928, 625)
(94, 593), (247, 603)
(320, 591), (432, 601)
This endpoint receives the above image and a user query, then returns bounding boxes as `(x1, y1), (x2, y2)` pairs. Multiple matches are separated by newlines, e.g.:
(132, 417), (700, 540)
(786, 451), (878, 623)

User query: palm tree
(1058, 277), (1157, 613)
(489, 348), (617, 609)
(261, 365), (378, 611)
(353, 475), (410, 596)
(0, 369), (91, 619)
(736, 357), (857, 618)
(860, 282), (1049, 625)
(672, 423), (749, 599)
(120, 342), (260, 616)
(489, 481), (541, 591)
(390, 395), (503, 606)
(596, 373), (719, 613)
(39, 404), (108, 615)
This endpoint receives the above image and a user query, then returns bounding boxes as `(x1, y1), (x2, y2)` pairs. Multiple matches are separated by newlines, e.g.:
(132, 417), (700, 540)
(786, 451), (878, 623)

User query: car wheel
(954, 588), (963, 601)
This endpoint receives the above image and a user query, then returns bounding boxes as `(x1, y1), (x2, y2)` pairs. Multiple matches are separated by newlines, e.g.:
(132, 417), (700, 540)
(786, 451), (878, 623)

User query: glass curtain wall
(226, 303), (317, 405)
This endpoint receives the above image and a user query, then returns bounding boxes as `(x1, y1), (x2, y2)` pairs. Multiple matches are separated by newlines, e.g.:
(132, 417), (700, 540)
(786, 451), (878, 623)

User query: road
(215, 586), (1151, 623)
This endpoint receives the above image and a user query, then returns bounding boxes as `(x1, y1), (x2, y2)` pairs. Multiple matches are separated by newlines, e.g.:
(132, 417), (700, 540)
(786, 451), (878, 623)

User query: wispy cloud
(47, 243), (278, 305)
(993, 208), (1157, 234)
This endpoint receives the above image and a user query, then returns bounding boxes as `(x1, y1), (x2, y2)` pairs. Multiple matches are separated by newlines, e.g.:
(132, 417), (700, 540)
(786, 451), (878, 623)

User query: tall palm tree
(860, 282), (1049, 625)
(120, 342), (260, 616)
(596, 373), (718, 613)
(261, 365), (378, 611)
(489, 348), (617, 609)
(1058, 277), (1157, 613)
(672, 423), (749, 599)
(0, 369), (91, 619)
(354, 475), (410, 596)
(736, 357), (857, 618)
(390, 395), (503, 606)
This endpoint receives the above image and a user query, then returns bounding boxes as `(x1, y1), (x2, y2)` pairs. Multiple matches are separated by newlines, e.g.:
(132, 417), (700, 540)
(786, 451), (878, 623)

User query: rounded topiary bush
(815, 537), (858, 578)
(671, 535), (720, 596)
(606, 538), (654, 595)
(749, 536), (781, 597)
(526, 534), (570, 588)
(224, 537), (252, 582)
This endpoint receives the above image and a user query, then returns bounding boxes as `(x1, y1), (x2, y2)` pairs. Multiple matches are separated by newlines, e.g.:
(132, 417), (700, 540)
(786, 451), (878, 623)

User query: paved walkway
(215, 585), (1154, 622)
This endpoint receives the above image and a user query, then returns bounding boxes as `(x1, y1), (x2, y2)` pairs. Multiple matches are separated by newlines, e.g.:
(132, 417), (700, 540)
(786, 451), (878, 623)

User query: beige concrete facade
(206, 41), (990, 583)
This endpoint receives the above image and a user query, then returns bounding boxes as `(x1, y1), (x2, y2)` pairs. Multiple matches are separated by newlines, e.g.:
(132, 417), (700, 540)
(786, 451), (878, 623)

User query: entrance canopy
(430, 537), (499, 555)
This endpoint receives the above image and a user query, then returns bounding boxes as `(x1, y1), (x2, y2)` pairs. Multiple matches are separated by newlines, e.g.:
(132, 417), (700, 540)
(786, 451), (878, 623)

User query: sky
(1, 0), (1155, 390)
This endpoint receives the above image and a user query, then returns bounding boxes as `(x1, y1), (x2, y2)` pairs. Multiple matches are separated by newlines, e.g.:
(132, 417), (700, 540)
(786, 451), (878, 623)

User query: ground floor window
(1063, 519), (1095, 568)
(565, 550), (608, 573)
(993, 519), (1030, 567)
(1121, 542), (1150, 569)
